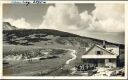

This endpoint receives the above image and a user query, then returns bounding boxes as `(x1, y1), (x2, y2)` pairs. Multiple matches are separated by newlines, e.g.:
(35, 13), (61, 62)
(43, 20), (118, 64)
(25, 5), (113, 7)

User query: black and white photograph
(1, 2), (126, 79)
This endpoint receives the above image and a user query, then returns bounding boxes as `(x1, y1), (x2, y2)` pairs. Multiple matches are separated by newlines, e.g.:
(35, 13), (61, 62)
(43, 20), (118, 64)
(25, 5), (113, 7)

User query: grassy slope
(3, 44), (72, 76)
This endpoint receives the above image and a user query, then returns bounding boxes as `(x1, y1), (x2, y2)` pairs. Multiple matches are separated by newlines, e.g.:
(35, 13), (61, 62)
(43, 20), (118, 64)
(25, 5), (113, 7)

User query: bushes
(55, 37), (88, 47)
(39, 55), (59, 60)
(110, 68), (125, 76)
(4, 48), (68, 60)
(3, 33), (51, 45)
(75, 64), (96, 72)
(50, 49), (68, 55)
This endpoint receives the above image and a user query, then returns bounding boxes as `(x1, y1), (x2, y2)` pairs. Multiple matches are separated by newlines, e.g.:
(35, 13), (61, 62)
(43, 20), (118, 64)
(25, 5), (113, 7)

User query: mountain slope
(3, 29), (124, 48)
(3, 22), (17, 30)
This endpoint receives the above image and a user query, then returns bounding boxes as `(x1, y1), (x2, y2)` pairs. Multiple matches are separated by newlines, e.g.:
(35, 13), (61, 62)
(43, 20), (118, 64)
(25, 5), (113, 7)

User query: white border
(0, 1), (127, 79)
(0, 0), (3, 79)
(125, 1), (128, 79)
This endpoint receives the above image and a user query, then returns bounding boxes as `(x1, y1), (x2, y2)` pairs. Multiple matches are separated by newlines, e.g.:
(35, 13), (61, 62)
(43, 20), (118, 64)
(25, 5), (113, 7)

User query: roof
(84, 44), (115, 55)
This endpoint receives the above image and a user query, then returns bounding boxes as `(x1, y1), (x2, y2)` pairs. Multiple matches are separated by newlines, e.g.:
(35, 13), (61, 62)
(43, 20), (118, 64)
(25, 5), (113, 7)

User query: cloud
(89, 3), (124, 32)
(39, 3), (124, 33)
(93, 4), (124, 20)
(4, 18), (32, 29)
(39, 4), (90, 31)
(4, 3), (124, 33)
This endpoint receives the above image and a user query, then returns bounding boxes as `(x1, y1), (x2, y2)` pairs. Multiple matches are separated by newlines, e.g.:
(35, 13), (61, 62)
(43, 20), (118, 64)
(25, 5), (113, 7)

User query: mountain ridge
(3, 22), (17, 30)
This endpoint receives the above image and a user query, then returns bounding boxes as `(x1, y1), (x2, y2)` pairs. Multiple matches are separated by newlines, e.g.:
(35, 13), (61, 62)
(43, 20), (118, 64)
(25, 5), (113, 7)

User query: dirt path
(42, 49), (77, 76)
(66, 49), (76, 65)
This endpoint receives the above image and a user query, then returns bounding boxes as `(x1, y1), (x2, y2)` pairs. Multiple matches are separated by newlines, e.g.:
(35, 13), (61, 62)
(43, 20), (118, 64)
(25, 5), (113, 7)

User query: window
(109, 59), (114, 62)
(96, 51), (103, 55)
(109, 59), (112, 62)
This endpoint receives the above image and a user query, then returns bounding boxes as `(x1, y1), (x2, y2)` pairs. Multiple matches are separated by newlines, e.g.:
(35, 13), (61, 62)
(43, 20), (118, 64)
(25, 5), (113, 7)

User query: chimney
(103, 40), (106, 49)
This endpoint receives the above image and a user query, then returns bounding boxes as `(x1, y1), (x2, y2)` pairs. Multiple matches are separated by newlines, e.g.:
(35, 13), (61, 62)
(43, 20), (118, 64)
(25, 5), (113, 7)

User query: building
(81, 44), (119, 68)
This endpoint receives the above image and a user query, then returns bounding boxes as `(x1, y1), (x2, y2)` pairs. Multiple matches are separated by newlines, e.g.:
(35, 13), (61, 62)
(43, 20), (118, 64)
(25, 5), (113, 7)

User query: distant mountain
(3, 22), (17, 30)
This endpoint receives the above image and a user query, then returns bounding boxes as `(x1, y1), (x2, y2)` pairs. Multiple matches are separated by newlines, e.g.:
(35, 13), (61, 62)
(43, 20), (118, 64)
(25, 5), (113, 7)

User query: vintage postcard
(0, 0), (127, 80)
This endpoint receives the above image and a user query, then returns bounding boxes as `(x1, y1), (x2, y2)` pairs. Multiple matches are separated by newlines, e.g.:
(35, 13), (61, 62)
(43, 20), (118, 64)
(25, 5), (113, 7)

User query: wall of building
(105, 59), (116, 68)
(82, 59), (117, 68)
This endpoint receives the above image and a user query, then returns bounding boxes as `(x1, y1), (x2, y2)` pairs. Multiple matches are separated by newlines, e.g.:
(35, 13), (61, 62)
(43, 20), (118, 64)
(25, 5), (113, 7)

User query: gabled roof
(84, 44), (115, 55)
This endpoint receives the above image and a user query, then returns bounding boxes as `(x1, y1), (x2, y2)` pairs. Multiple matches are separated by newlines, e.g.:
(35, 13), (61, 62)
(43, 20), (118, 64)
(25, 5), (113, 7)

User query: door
(98, 59), (105, 67)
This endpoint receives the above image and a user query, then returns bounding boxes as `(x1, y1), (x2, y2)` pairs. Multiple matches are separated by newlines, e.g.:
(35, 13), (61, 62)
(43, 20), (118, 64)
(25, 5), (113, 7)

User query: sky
(3, 3), (125, 44)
